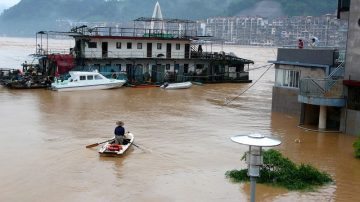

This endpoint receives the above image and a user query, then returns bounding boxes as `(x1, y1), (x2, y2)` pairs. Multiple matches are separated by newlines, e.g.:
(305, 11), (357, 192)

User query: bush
(353, 136), (360, 158)
(226, 149), (333, 191)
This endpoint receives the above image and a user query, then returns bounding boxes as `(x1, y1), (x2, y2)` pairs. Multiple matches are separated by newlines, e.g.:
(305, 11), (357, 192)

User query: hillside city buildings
(197, 14), (347, 47)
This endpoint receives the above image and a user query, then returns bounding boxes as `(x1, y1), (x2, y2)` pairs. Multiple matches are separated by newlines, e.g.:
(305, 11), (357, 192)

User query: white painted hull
(98, 132), (134, 155)
(52, 80), (126, 92)
(160, 81), (192, 89)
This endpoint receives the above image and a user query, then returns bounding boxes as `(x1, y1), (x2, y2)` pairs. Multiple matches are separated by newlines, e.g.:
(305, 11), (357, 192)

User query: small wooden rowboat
(98, 132), (134, 155)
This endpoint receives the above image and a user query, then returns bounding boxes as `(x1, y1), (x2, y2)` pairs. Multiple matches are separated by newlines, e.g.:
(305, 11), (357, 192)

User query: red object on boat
(48, 54), (75, 75)
(107, 144), (122, 151)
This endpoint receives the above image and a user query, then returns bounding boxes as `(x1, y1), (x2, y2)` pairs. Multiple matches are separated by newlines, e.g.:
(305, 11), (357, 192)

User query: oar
(132, 142), (141, 148)
(131, 142), (152, 152)
(86, 139), (113, 148)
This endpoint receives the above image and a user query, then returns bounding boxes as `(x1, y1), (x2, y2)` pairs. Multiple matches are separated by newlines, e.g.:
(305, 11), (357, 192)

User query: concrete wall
(277, 48), (336, 66)
(272, 86), (301, 115)
(345, 1), (360, 81)
(344, 109), (360, 135)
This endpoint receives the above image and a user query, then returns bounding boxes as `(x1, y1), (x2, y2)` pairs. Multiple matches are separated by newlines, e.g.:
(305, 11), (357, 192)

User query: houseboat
(66, 17), (254, 85)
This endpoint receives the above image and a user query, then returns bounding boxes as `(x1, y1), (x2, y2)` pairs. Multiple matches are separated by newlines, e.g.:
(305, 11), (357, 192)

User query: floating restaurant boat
(160, 81), (192, 89)
(51, 71), (126, 91)
(98, 132), (134, 156)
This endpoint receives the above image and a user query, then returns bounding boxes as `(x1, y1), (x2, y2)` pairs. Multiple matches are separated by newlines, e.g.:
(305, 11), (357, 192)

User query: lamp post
(231, 133), (281, 202)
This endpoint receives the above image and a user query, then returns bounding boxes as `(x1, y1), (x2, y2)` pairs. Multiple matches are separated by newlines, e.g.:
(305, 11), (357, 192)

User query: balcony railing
(299, 77), (344, 99)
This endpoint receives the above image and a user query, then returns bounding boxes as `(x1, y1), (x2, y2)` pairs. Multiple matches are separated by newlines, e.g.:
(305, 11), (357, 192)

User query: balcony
(298, 77), (345, 107)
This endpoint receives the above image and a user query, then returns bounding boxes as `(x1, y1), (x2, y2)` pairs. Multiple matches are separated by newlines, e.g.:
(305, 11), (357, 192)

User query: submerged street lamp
(231, 133), (281, 202)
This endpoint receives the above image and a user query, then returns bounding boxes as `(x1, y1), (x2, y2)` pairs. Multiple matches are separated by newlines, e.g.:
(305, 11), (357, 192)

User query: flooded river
(0, 38), (359, 202)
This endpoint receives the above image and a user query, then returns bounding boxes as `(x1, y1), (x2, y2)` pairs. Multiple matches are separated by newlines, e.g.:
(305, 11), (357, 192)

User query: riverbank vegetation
(353, 136), (360, 158)
(226, 149), (333, 190)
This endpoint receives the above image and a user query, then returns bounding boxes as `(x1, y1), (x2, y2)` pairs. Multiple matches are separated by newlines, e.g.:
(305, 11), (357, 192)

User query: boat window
(95, 75), (103, 80)
(116, 42), (121, 49)
(88, 42), (97, 48)
(80, 76), (86, 80)
(127, 42), (132, 49)
(166, 64), (170, 70)
(116, 64), (122, 72)
(137, 43), (142, 49)
(87, 75), (94, 80)
(176, 44), (181, 50)
(184, 64), (189, 73)
(157, 43), (162, 50)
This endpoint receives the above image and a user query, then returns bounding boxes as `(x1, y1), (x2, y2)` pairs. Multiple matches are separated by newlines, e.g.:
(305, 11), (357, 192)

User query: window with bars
(275, 68), (300, 88)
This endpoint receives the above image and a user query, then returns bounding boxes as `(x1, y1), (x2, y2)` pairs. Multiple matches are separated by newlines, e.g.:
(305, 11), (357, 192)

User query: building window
(348, 87), (360, 110)
(176, 44), (181, 50)
(275, 69), (300, 88)
(137, 43), (142, 49)
(166, 64), (170, 70)
(157, 43), (162, 49)
(127, 42), (132, 49)
(116, 42), (121, 49)
(88, 42), (97, 48)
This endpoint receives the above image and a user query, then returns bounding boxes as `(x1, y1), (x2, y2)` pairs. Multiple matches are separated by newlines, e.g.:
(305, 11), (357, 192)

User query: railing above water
(299, 78), (344, 99)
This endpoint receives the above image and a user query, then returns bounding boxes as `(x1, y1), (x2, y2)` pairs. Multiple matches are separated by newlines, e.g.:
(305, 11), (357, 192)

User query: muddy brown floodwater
(0, 38), (359, 202)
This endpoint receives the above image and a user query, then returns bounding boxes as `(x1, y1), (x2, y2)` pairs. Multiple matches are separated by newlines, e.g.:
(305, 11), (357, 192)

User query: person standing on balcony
(298, 39), (304, 49)
(310, 37), (319, 48)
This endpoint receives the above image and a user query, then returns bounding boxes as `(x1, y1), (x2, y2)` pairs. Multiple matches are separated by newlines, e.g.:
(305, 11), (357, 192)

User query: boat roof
(69, 71), (102, 76)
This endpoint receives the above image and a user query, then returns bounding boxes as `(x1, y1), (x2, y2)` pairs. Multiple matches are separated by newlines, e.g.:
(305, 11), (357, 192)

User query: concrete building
(338, 0), (360, 135)
(271, 48), (345, 131)
(270, 0), (359, 136)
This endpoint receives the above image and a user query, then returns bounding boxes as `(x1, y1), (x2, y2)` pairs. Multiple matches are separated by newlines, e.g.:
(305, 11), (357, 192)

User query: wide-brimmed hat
(116, 121), (124, 126)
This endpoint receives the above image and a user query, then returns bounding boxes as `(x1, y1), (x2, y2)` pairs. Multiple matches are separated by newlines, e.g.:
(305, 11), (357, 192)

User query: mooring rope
(224, 64), (273, 106)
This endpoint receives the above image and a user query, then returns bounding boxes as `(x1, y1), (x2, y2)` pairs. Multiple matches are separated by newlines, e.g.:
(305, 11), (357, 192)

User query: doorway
(102, 42), (108, 58)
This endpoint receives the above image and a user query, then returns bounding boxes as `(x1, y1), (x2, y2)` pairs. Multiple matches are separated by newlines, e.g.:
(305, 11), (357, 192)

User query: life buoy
(107, 144), (122, 151)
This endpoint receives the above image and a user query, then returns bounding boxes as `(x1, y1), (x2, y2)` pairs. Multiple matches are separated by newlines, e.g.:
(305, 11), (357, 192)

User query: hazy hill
(0, 0), (337, 36)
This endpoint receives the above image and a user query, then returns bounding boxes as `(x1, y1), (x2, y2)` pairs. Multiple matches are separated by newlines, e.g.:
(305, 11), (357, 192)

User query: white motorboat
(160, 81), (192, 89)
(51, 71), (126, 91)
(98, 132), (134, 155)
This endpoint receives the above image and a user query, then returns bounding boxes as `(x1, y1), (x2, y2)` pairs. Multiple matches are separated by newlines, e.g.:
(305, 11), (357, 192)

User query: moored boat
(51, 71), (126, 91)
(98, 132), (134, 155)
(160, 81), (192, 89)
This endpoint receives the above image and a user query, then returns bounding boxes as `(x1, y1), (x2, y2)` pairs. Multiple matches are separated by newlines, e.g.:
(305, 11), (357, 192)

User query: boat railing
(299, 77), (344, 99)
(83, 27), (197, 39)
